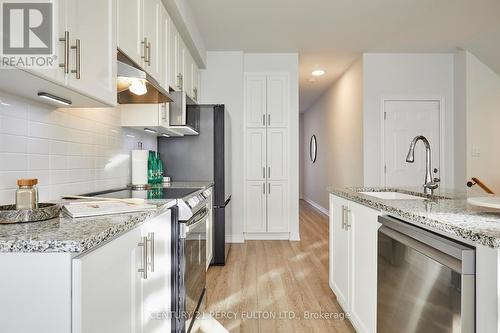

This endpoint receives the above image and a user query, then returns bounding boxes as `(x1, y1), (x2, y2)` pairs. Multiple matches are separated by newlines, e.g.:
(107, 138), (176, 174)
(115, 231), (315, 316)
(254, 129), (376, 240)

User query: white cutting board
(467, 197), (500, 209)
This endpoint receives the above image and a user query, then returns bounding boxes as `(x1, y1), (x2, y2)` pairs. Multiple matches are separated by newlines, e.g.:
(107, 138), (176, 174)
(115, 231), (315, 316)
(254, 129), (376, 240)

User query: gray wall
(303, 58), (364, 210)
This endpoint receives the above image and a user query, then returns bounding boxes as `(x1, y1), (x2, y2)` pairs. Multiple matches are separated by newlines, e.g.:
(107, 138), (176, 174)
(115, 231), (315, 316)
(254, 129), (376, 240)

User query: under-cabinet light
(37, 92), (72, 105)
(144, 128), (157, 134)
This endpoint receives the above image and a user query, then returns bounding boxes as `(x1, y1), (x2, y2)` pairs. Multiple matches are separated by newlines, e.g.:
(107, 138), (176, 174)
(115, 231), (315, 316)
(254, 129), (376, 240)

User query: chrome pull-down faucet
(405, 135), (439, 194)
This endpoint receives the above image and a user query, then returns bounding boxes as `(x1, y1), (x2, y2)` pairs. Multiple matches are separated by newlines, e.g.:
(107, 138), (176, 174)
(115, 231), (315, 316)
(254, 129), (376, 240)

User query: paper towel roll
(131, 150), (148, 186)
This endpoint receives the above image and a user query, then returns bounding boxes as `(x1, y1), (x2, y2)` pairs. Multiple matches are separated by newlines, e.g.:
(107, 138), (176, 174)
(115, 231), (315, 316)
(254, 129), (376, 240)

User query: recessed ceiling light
(312, 69), (325, 76)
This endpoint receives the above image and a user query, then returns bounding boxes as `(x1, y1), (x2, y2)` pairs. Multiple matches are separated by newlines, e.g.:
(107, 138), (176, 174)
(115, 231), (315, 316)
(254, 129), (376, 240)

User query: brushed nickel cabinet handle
(161, 104), (167, 122)
(263, 167), (265, 179)
(262, 182), (265, 194)
(58, 31), (69, 74)
(177, 74), (183, 90)
(147, 42), (152, 65)
(268, 166), (271, 179)
(262, 114), (265, 126)
(341, 206), (346, 230)
(268, 182), (270, 194)
(71, 39), (81, 79)
(138, 236), (148, 279)
(141, 37), (148, 63)
(147, 232), (155, 273)
(268, 114), (271, 126)
(345, 209), (352, 230)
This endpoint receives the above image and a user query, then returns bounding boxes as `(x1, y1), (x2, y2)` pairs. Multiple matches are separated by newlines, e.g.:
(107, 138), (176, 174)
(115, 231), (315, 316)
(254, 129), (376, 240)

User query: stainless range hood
(116, 51), (173, 104)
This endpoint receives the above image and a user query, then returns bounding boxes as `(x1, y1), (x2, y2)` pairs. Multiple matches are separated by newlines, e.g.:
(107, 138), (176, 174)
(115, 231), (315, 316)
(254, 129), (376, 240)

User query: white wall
(200, 51), (245, 242)
(243, 53), (300, 240)
(363, 53), (455, 188)
(465, 51), (500, 193)
(299, 113), (304, 199)
(303, 58), (364, 210)
(0, 91), (156, 205)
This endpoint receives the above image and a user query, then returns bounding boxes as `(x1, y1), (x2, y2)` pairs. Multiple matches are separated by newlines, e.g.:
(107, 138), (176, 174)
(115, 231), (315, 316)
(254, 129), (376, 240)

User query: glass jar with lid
(15, 179), (39, 210)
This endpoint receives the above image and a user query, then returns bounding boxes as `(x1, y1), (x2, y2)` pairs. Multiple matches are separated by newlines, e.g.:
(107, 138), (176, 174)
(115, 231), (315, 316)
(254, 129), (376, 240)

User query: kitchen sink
(359, 191), (425, 200)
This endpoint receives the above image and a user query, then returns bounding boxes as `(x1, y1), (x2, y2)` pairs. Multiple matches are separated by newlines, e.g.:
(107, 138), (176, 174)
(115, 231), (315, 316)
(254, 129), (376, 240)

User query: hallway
(206, 200), (356, 333)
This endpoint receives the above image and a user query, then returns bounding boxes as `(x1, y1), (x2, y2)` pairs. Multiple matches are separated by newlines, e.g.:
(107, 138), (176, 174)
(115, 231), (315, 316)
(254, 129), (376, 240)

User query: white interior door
(384, 100), (441, 187)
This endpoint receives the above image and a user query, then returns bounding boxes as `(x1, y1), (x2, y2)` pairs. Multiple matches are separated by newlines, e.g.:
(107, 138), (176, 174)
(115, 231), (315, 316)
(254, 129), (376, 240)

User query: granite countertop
(165, 181), (214, 189)
(329, 186), (500, 248)
(0, 199), (177, 254)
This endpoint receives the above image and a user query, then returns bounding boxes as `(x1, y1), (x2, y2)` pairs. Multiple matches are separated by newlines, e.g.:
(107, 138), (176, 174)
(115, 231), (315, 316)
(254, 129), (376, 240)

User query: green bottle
(157, 152), (164, 183)
(147, 151), (154, 184)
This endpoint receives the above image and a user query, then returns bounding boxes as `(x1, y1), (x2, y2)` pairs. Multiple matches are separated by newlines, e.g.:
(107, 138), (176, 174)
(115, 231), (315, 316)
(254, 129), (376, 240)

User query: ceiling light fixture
(311, 69), (326, 76)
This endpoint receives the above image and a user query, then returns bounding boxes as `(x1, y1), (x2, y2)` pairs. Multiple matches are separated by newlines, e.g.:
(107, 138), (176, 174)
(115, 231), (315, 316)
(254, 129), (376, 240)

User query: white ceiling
(187, 0), (500, 112)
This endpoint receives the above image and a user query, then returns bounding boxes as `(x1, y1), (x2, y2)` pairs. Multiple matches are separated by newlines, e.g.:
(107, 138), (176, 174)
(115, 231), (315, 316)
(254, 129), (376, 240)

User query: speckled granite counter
(0, 199), (177, 254)
(329, 187), (500, 248)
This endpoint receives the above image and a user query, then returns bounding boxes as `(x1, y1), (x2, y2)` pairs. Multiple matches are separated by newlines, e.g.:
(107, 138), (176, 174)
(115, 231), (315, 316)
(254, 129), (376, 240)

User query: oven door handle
(185, 208), (209, 234)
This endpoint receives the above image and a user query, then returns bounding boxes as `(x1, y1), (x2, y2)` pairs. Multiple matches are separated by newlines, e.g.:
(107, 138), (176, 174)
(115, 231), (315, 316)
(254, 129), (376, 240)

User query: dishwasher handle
(378, 215), (475, 274)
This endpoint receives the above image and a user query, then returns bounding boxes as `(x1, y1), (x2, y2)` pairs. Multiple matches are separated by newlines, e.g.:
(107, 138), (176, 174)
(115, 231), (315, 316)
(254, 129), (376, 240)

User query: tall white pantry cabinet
(244, 73), (290, 238)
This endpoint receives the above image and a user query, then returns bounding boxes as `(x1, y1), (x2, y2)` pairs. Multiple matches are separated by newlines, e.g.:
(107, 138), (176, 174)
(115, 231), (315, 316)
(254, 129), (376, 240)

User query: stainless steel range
(82, 186), (211, 333)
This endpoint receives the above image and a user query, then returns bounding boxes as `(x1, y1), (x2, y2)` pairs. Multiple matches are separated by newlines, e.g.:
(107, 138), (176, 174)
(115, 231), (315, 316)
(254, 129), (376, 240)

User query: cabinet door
(184, 52), (193, 99)
(350, 202), (379, 333)
(168, 21), (179, 90)
(143, 0), (163, 83)
(329, 195), (350, 311)
(117, 0), (143, 65)
(141, 210), (172, 333)
(178, 38), (186, 91)
(267, 181), (288, 232)
(27, 0), (67, 85)
(245, 181), (267, 232)
(192, 63), (200, 102)
(246, 128), (266, 181)
(267, 74), (288, 127)
(72, 227), (143, 333)
(267, 128), (287, 180)
(245, 74), (267, 127)
(162, 9), (170, 89)
(67, 0), (116, 105)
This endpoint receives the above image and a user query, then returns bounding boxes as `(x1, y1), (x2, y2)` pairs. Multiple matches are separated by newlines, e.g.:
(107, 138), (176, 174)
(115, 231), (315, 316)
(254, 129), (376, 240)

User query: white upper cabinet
(267, 127), (288, 180)
(168, 20), (180, 91)
(66, 0), (116, 106)
(162, 9), (170, 89)
(177, 38), (186, 91)
(142, 0), (163, 84)
(117, 0), (143, 65)
(246, 128), (266, 181)
(192, 63), (200, 102)
(28, 0), (67, 86)
(245, 74), (267, 127)
(267, 74), (289, 127)
(184, 51), (194, 99)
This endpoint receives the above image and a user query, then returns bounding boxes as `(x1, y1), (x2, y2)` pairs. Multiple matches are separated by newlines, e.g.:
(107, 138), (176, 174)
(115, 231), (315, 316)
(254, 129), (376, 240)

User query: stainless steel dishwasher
(377, 215), (475, 333)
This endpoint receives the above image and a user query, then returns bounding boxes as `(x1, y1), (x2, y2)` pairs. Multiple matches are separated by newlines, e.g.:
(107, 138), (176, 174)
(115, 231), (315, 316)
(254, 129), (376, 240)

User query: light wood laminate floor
(206, 200), (356, 333)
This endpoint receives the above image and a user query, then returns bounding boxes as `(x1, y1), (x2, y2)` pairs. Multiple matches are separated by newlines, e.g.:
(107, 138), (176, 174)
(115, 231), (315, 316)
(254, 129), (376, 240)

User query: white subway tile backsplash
(0, 134), (27, 153)
(0, 91), (157, 204)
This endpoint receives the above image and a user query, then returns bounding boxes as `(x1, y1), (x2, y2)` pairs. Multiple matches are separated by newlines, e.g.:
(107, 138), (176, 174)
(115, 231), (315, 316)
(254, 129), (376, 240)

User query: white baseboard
(303, 197), (329, 216)
(289, 232), (300, 241)
(225, 234), (245, 243)
(244, 232), (290, 240)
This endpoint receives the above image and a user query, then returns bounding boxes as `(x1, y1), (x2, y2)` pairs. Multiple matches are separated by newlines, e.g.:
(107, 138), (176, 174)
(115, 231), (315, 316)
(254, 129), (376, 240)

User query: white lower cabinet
(329, 194), (380, 333)
(245, 181), (267, 233)
(267, 181), (288, 232)
(72, 210), (172, 333)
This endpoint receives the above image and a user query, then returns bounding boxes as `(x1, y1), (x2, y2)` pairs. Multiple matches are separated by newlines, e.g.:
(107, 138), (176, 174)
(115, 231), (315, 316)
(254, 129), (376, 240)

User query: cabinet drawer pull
(263, 167), (265, 179)
(345, 209), (351, 230)
(268, 182), (270, 194)
(268, 114), (271, 126)
(71, 39), (81, 79)
(58, 31), (69, 74)
(341, 206), (346, 230)
(262, 114), (266, 126)
(147, 232), (155, 273)
(138, 236), (148, 279)
(263, 182), (265, 194)
(268, 167), (271, 179)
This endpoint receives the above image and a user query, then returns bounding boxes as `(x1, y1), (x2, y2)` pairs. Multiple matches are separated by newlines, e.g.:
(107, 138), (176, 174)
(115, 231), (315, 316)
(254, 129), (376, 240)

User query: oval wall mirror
(310, 135), (317, 163)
